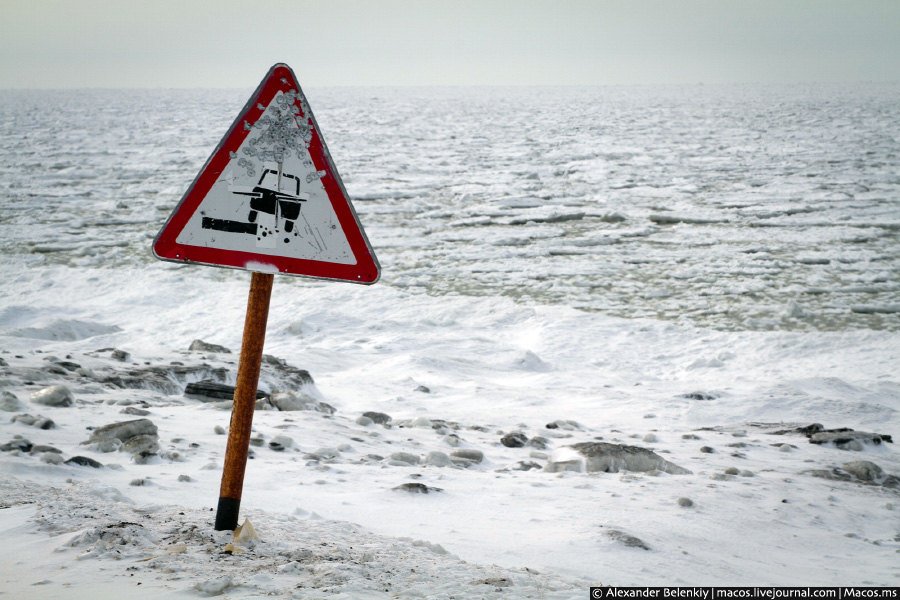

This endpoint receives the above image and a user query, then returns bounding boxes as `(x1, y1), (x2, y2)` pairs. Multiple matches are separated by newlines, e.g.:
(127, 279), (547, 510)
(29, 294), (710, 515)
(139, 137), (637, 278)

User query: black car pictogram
(202, 169), (310, 245)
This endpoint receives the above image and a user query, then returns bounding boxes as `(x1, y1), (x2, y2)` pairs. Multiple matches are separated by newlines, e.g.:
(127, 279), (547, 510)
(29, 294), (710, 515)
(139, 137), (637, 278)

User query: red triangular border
(152, 63), (380, 284)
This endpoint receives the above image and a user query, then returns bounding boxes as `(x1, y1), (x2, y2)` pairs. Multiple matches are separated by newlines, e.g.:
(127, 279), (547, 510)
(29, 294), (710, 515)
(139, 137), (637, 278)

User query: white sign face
(175, 91), (355, 265)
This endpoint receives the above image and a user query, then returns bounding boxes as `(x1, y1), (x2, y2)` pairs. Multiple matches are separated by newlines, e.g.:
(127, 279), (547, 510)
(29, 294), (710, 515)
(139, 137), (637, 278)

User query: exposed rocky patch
(393, 482), (442, 493)
(678, 391), (722, 400)
(1, 436), (33, 452)
(98, 364), (229, 395)
(807, 460), (899, 489)
(362, 411), (392, 425)
(501, 460), (543, 472)
(450, 449), (484, 468)
(525, 435), (549, 449)
(545, 419), (582, 430)
(605, 529), (651, 550)
(769, 422), (893, 447)
(842, 460), (890, 482)
(809, 430), (892, 451)
(268, 435), (294, 451)
(184, 380), (268, 402)
(260, 354), (314, 388)
(10, 413), (55, 429)
(390, 451), (420, 466)
(189, 339), (232, 354)
(0, 390), (23, 412)
(83, 418), (160, 461)
(546, 442), (691, 475)
(87, 418), (158, 444)
(64, 455), (103, 468)
(500, 431), (528, 448)
(263, 390), (335, 414)
(120, 434), (160, 455)
(30, 385), (74, 407)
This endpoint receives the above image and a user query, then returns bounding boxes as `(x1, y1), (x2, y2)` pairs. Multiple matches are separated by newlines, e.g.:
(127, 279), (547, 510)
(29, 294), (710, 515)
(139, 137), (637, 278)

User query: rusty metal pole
(215, 272), (274, 531)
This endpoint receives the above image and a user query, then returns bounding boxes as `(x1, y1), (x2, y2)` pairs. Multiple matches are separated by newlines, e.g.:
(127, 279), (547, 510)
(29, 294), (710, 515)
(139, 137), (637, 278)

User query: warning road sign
(153, 63), (380, 284)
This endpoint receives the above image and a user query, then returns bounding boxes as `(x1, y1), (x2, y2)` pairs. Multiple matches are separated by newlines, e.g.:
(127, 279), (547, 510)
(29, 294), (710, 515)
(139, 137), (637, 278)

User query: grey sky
(1, 0), (898, 88)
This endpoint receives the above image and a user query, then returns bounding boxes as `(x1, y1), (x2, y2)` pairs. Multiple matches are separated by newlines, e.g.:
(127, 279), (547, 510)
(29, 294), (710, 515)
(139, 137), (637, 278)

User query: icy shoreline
(1, 269), (898, 591)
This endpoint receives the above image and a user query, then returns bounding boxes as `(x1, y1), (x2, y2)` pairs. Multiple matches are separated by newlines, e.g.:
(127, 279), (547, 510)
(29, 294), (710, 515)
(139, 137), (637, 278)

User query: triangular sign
(153, 63), (380, 284)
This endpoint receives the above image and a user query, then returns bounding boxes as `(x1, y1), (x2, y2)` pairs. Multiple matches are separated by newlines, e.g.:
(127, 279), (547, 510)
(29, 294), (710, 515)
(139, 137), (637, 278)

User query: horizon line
(2, 80), (898, 92)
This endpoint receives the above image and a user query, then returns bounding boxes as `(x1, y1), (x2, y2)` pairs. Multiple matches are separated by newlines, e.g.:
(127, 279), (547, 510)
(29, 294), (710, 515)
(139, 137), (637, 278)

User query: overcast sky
(1, 0), (898, 88)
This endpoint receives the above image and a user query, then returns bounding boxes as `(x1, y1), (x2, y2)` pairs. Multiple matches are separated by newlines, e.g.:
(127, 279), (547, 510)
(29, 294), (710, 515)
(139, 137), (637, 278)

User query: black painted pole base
(215, 497), (241, 531)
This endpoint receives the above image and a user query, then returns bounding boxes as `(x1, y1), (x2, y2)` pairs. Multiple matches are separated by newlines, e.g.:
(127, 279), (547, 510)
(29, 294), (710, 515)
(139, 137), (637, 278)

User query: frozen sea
(0, 84), (899, 595)
(2, 84), (899, 330)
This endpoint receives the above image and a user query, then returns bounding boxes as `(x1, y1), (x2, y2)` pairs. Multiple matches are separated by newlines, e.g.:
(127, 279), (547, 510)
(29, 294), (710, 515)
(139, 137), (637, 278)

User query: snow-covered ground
(1, 84), (899, 596)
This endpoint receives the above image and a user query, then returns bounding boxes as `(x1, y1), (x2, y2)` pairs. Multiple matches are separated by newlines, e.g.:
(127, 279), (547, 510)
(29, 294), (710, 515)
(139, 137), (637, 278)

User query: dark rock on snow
(772, 423), (893, 446)
(30, 385), (74, 407)
(111, 349), (130, 362)
(189, 340), (232, 354)
(268, 435), (294, 451)
(390, 452), (420, 465)
(451, 449), (484, 464)
(184, 380), (267, 402)
(30, 444), (61, 454)
(11, 414), (55, 429)
(795, 423), (825, 436)
(1, 438), (33, 452)
(606, 529), (650, 550)
(470, 578), (512, 588)
(99, 365), (228, 395)
(504, 461), (543, 472)
(501, 432), (528, 448)
(266, 390), (334, 414)
(448, 449), (484, 467)
(526, 436), (549, 449)
(545, 419), (581, 430)
(54, 361), (82, 372)
(0, 391), (23, 412)
(809, 430), (892, 450)
(65, 456), (103, 468)
(42, 363), (69, 376)
(88, 418), (158, 444)
(119, 434), (160, 455)
(842, 460), (887, 482)
(809, 462), (899, 489)
(678, 391), (721, 400)
(133, 450), (157, 464)
(546, 442), (691, 475)
(393, 482), (442, 494)
(362, 411), (392, 425)
(261, 354), (314, 387)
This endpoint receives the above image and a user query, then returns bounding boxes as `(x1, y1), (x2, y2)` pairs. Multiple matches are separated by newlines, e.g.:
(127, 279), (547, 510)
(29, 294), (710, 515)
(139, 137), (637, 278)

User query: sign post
(215, 272), (273, 531)
(153, 63), (379, 530)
